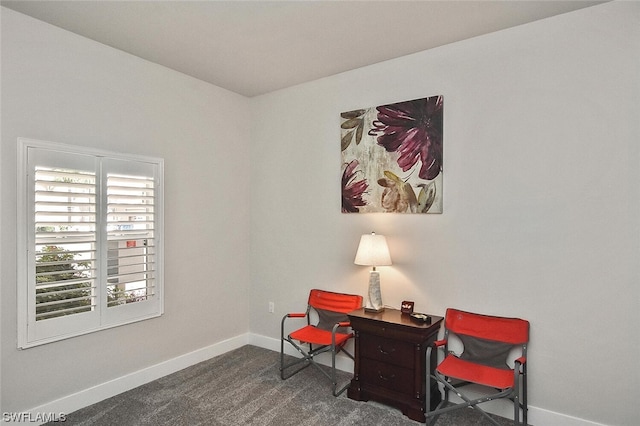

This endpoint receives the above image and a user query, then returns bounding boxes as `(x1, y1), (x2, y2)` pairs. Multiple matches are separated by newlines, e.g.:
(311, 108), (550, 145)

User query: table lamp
(354, 232), (392, 312)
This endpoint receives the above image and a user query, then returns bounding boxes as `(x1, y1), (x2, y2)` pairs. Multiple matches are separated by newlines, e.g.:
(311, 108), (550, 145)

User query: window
(17, 138), (164, 348)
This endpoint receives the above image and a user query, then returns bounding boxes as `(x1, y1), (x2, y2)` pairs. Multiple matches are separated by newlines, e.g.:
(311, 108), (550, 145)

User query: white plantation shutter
(34, 167), (98, 320)
(18, 139), (163, 348)
(106, 173), (156, 307)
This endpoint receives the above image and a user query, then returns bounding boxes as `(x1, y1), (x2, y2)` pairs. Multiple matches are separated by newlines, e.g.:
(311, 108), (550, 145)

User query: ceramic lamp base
(364, 270), (384, 312)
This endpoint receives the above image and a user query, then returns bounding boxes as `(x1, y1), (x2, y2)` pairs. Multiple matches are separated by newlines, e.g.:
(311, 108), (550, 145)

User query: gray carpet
(52, 345), (516, 425)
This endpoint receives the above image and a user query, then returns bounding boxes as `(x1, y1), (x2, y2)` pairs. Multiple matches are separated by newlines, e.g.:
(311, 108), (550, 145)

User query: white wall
(2, 2), (639, 425)
(250, 2), (640, 425)
(1, 7), (251, 413)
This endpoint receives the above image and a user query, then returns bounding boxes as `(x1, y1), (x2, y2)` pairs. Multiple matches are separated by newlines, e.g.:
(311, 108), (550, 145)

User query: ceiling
(1, 0), (604, 97)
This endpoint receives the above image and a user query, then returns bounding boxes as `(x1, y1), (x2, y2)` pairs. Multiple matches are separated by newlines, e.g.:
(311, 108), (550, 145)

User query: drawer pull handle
(377, 345), (396, 355)
(378, 371), (395, 381)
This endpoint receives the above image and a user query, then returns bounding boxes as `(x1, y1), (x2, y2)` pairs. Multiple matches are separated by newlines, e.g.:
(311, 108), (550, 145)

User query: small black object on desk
(409, 312), (431, 324)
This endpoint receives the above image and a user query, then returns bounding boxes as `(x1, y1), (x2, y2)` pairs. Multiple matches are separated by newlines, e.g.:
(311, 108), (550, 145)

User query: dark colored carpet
(51, 345), (516, 425)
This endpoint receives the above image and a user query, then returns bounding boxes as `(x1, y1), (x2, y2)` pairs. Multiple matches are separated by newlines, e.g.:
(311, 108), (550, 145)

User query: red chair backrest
(308, 289), (362, 313)
(445, 308), (529, 344)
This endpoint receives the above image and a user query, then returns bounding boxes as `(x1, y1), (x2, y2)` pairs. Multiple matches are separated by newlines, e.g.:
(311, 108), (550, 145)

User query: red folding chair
(426, 308), (530, 425)
(280, 289), (363, 396)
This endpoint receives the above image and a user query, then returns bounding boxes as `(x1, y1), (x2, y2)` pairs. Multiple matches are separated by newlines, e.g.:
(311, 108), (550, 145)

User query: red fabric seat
(289, 325), (352, 347)
(437, 354), (514, 390)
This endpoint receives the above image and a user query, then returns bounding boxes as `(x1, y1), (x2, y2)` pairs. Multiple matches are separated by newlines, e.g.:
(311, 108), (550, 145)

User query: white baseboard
(528, 406), (607, 426)
(24, 334), (250, 424)
(22, 333), (606, 426)
(445, 390), (607, 426)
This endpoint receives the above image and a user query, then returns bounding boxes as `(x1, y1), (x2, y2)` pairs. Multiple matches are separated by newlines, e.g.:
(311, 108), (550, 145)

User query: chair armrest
(433, 339), (447, 347)
(426, 339), (447, 373)
(281, 312), (308, 340)
(331, 321), (354, 346)
(280, 312), (306, 327)
(331, 321), (351, 334)
(513, 356), (527, 384)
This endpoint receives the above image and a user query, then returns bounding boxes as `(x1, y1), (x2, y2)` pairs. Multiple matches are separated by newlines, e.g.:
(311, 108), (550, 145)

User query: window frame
(17, 138), (164, 349)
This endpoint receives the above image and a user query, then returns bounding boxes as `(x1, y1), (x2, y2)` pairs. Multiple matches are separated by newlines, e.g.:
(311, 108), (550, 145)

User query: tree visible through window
(35, 245), (92, 320)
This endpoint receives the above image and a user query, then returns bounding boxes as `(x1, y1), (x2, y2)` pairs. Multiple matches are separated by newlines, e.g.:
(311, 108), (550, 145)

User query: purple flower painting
(340, 95), (443, 213)
(341, 159), (368, 213)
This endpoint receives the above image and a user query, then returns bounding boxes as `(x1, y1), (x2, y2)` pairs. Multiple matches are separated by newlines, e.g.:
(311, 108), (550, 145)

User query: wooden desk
(347, 308), (443, 422)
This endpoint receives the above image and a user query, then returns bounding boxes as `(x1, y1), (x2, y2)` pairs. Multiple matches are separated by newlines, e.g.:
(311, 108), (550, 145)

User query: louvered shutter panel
(34, 167), (97, 320)
(106, 173), (156, 307)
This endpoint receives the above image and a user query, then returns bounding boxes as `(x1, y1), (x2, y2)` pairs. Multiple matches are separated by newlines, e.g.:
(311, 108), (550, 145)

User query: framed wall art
(341, 95), (443, 214)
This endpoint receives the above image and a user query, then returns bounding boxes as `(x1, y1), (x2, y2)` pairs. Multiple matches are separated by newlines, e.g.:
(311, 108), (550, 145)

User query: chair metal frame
(280, 289), (362, 396)
(425, 308), (529, 426)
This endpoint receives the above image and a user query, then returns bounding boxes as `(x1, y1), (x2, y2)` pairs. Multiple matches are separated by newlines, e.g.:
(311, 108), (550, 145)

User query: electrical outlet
(268, 301), (275, 313)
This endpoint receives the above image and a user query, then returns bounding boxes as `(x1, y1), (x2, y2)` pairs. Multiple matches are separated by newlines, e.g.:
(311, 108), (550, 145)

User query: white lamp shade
(354, 232), (392, 267)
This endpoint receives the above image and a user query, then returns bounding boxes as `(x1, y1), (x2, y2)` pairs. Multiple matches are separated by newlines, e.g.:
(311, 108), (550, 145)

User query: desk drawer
(360, 334), (414, 368)
(360, 358), (414, 395)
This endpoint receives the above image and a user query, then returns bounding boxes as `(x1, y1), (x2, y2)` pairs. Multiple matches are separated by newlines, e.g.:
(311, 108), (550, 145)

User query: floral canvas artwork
(341, 96), (443, 213)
